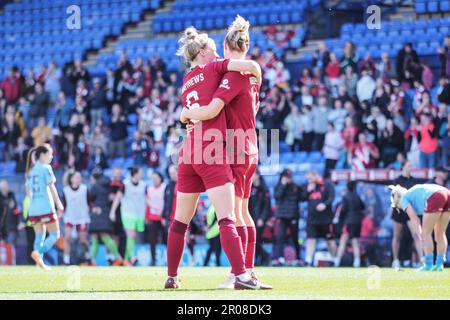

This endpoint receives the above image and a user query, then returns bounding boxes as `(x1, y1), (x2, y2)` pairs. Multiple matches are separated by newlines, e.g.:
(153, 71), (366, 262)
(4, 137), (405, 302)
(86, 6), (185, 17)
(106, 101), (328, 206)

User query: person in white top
(323, 122), (344, 178)
(110, 167), (147, 266)
(146, 172), (167, 266)
(62, 171), (91, 265)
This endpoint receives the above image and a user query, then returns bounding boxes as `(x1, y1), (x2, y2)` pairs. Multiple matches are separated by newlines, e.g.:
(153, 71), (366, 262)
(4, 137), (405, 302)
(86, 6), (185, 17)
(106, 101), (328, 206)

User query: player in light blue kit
(389, 184), (450, 271)
(26, 144), (64, 270)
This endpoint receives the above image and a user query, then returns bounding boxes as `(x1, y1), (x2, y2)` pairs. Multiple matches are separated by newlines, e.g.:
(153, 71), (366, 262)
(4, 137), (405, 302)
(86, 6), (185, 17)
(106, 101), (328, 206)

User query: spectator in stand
(356, 69), (376, 103)
(420, 62), (434, 91)
(404, 117), (421, 168)
(379, 119), (404, 167)
(340, 41), (358, 73)
(358, 53), (375, 75)
(1, 67), (22, 104)
(109, 104), (128, 159)
(437, 35), (450, 77)
(1, 108), (22, 161)
(391, 161), (423, 269)
(272, 169), (301, 265)
(415, 91), (437, 117)
(88, 78), (107, 128)
(349, 132), (379, 169)
(14, 137), (30, 173)
(325, 52), (341, 89)
(31, 117), (52, 147)
(376, 52), (396, 81)
(89, 126), (108, 154)
(302, 170), (336, 267)
(91, 146), (108, 170)
(328, 99), (347, 131)
(299, 105), (314, 152)
(249, 170), (272, 265)
(340, 66), (358, 98)
(53, 91), (75, 132)
(29, 83), (50, 129)
(0, 180), (19, 246)
(312, 41), (330, 73)
(283, 105), (303, 152)
(335, 181), (365, 268)
(265, 61), (290, 88)
(430, 166), (449, 188)
(146, 172), (166, 266)
(70, 59), (90, 86)
(131, 131), (150, 166)
(44, 62), (62, 102)
(312, 96), (330, 151)
(417, 112), (438, 169)
(323, 122), (344, 178)
(439, 114), (450, 166)
(396, 43), (420, 84)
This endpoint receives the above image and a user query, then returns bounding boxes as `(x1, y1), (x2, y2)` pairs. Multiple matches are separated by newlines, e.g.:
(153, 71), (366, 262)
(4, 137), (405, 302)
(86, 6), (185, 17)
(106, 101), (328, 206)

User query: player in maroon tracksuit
(165, 26), (269, 290)
(180, 16), (272, 289)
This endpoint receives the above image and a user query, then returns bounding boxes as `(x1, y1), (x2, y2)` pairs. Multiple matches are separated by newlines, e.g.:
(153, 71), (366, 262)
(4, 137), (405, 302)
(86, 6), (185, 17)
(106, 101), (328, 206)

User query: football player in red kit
(165, 26), (270, 290)
(180, 16), (272, 289)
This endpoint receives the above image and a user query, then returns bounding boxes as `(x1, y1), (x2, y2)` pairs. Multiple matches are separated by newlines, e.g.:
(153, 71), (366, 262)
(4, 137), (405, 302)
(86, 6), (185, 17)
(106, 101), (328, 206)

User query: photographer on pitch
(272, 169), (301, 265)
(302, 170), (336, 266)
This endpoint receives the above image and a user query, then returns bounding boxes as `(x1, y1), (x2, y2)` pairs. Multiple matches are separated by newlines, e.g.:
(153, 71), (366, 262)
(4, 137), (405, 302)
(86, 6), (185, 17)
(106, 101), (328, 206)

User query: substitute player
(165, 26), (269, 290)
(180, 16), (272, 289)
(390, 184), (450, 271)
(62, 171), (91, 265)
(26, 144), (64, 270)
(110, 167), (147, 266)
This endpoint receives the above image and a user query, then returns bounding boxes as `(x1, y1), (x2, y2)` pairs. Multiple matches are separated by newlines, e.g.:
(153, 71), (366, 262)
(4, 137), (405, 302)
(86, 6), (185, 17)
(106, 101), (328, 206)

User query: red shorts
(65, 223), (88, 232)
(29, 213), (57, 225)
(230, 154), (258, 199)
(425, 190), (450, 213)
(177, 146), (235, 193)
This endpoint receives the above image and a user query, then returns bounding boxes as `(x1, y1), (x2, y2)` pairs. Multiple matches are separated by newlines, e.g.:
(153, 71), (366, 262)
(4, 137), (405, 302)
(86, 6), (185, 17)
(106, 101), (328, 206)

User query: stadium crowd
(0, 33), (449, 267)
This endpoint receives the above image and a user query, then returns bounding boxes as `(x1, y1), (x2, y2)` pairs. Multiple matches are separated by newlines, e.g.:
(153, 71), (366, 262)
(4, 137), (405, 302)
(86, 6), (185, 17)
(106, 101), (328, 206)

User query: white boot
(217, 273), (236, 289)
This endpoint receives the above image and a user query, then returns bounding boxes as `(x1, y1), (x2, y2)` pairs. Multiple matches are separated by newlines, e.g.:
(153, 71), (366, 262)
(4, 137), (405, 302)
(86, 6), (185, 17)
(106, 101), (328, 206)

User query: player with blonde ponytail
(165, 26), (269, 290)
(180, 15), (272, 289)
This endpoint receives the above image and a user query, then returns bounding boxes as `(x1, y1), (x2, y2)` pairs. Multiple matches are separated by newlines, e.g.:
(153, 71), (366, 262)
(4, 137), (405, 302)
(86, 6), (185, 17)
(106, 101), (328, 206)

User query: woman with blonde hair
(165, 25), (268, 290)
(390, 184), (450, 271)
(180, 15), (272, 289)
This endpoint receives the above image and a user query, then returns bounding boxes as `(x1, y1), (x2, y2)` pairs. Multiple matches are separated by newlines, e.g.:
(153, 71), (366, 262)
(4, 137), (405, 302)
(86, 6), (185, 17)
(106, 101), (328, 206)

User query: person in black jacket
(334, 181), (365, 267)
(272, 169), (301, 264)
(0, 180), (19, 245)
(302, 170), (336, 266)
(391, 160), (423, 269)
(162, 164), (178, 230)
(248, 170), (272, 265)
(89, 171), (123, 266)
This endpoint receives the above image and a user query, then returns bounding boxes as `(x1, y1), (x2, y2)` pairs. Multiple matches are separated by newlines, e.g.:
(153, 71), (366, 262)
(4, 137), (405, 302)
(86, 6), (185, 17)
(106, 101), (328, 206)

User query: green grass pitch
(0, 266), (448, 300)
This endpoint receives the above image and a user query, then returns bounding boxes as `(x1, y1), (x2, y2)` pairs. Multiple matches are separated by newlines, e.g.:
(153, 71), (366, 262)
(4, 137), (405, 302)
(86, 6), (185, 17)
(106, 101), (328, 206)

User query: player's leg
(406, 220), (422, 267)
(32, 220), (60, 270)
(90, 233), (100, 263)
(99, 232), (123, 265)
(78, 225), (90, 263)
(63, 224), (73, 265)
(351, 237), (361, 268)
(165, 191), (200, 288)
(433, 212), (450, 271)
(148, 221), (157, 266)
(421, 213), (440, 271)
(31, 222), (47, 269)
(123, 228), (137, 265)
(391, 221), (403, 268)
(335, 231), (348, 267)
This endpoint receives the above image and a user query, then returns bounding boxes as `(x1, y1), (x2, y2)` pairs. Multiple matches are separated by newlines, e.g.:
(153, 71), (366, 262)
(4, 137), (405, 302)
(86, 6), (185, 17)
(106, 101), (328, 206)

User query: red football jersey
(181, 59), (230, 155)
(213, 72), (260, 157)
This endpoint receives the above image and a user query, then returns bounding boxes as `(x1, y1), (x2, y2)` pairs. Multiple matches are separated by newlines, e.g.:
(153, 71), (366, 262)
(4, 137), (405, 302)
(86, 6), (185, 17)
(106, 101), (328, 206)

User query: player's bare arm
(227, 59), (262, 85)
(180, 98), (225, 123)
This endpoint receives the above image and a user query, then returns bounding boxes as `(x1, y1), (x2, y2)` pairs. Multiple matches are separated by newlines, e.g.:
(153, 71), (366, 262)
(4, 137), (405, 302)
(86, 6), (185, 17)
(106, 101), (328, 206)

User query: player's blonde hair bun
(225, 15), (250, 53)
(388, 185), (407, 209)
(177, 27), (209, 63)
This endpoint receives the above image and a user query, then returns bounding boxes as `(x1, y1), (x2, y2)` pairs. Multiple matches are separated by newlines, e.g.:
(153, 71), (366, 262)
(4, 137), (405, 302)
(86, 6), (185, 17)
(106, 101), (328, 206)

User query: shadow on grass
(0, 288), (223, 294)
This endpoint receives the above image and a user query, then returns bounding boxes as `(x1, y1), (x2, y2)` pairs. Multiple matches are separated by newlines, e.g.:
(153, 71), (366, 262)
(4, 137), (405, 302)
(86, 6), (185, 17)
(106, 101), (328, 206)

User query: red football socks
(219, 218), (246, 276)
(245, 226), (256, 269)
(167, 219), (188, 277)
(231, 226), (248, 274)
